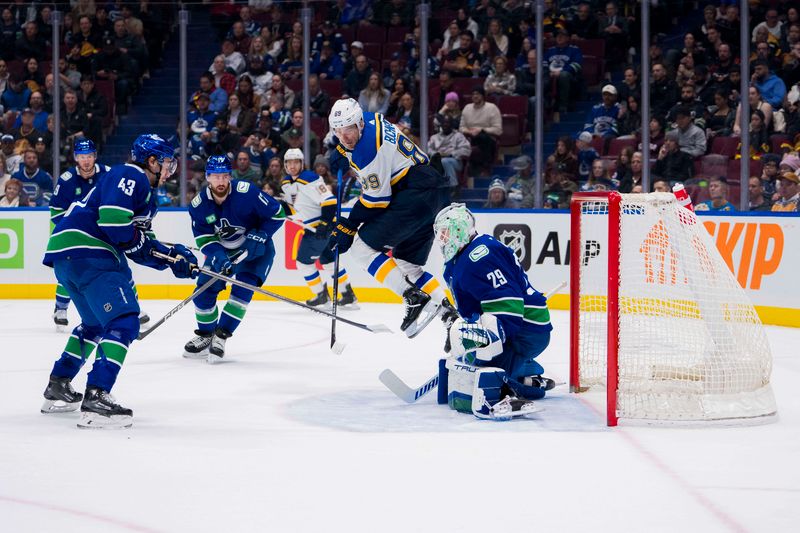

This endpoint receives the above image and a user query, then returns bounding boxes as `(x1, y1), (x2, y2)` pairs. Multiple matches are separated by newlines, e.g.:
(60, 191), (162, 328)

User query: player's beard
(211, 183), (230, 200)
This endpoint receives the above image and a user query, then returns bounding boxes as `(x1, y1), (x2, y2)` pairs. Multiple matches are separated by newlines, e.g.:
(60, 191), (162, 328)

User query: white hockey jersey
(335, 111), (429, 211)
(280, 169), (336, 231)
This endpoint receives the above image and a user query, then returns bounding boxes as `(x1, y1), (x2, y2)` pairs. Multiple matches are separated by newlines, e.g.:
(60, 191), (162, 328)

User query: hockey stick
(151, 250), (392, 334)
(379, 280), (569, 403)
(137, 250), (248, 340)
(330, 169), (344, 354)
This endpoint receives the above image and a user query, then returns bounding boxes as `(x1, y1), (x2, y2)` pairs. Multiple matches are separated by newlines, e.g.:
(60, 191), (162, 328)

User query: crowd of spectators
(0, 0), (175, 204)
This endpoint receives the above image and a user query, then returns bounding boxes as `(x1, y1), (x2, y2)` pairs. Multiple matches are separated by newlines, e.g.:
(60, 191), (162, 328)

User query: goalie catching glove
(448, 313), (506, 362)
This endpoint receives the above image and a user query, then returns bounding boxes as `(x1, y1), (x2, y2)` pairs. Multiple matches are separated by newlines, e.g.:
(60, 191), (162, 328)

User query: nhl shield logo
(493, 224), (532, 270)
(103, 302), (112, 312)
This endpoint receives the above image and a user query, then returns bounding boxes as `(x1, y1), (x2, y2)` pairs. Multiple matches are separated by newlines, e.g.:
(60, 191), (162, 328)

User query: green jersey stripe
(98, 205), (134, 227)
(47, 229), (120, 259)
(523, 306), (551, 325)
(481, 298), (524, 316)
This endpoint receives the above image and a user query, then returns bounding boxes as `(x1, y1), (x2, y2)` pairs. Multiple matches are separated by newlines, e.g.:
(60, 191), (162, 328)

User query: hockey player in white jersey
(281, 148), (357, 307)
(327, 98), (456, 337)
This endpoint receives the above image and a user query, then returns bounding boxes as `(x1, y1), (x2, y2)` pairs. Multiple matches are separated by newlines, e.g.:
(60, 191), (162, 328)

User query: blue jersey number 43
(117, 178), (136, 196)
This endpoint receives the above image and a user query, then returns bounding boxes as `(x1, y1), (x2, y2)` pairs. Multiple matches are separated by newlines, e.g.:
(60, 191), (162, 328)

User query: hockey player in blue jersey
(183, 154), (285, 363)
(49, 139), (153, 331)
(41, 134), (198, 429)
(434, 204), (555, 420)
(327, 98), (455, 337)
(281, 148), (357, 308)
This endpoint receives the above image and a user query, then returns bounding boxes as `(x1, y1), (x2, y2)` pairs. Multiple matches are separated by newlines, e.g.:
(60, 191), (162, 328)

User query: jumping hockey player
(41, 134), (198, 429)
(281, 148), (357, 308)
(433, 204), (555, 420)
(48, 139), (152, 330)
(327, 98), (454, 337)
(183, 154), (285, 363)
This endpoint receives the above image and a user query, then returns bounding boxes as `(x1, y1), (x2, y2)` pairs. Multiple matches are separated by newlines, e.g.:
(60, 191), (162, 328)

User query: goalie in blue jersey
(41, 134), (198, 429)
(434, 204), (555, 420)
(182, 154), (285, 363)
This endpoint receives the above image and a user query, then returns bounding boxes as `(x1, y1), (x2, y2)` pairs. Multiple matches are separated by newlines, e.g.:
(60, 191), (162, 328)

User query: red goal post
(569, 192), (777, 426)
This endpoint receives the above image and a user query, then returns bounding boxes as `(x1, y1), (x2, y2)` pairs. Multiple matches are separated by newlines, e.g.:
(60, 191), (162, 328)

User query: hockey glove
(123, 230), (169, 270)
(209, 249), (233, 275)
(167, 244), (198, 279)
(449, 314), (505, 362)
(313, 220), (333, 240)
(330, 218), (358, 254)
(242, 230), (269, 258)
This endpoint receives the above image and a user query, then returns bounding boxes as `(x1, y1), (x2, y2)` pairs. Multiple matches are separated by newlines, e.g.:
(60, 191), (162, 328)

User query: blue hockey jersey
(443, 234), (552, 338)
(543, 45), (583, 74)
(583, 103), (620, 138)
(189, 179), (285, 256)
(43, 163), (159, 266)
(49, 163), (111, 223)
(12, 167), (53, 206)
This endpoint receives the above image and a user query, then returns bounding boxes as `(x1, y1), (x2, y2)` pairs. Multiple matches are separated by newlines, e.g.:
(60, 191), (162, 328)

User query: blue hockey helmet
(130, 134), (176, 170)
(73, 138), (97, 155)
(206, 154), (232, 176)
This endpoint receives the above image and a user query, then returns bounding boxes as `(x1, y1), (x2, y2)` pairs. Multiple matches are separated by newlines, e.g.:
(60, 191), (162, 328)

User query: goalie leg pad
(471, 367), (508, 419)
(444, 357), (480, 414)
(444, 358), (514, 419)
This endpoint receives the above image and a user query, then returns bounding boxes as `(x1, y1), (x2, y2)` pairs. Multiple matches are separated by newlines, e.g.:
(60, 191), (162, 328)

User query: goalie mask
(434, 203), (476, 262)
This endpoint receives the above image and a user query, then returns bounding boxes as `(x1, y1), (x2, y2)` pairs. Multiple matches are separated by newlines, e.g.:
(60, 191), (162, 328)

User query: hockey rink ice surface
(1, 300), (798, 533)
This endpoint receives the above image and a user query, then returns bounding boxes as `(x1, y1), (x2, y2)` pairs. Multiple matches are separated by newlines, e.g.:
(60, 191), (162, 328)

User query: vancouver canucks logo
(215, 218), (246, 243)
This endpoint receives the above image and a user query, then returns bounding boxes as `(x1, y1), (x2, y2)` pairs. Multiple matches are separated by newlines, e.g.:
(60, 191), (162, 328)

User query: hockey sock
(195, 305), (219, 334)
(55, 283), (71, 310)
(298, 262), (326, 295)
(85, 313), (138, 392)
(217, 272), (258, 334)
(366, 253), (411, 296)
(320, 262), (350, 291)
(193, 276), (225, 334)
(410, 271), (447, 303)
(51, 324), (100, 379)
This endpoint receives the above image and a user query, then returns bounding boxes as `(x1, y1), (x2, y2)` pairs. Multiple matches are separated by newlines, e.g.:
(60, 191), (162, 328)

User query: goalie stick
(379, 280), (569, 403)
(151, 250), (392, 335)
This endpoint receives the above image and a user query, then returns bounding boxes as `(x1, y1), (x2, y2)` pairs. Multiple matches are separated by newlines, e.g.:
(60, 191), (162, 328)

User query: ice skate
(489, 395), (542, 421)
(53, 307), (68, 331)
(306, 284), (331, 308)
(208, 328), (231, 364)
(400, 286), (442, 338)
(183, 330), (213, 359)
(337, 285), (359, 310)
(77, 386), (133, 429)
(41, 376), (83, 414)
(440, 299), (459, 353)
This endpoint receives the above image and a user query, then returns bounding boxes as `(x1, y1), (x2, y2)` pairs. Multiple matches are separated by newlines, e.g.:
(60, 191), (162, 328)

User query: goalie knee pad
(443, 357), (507, 419)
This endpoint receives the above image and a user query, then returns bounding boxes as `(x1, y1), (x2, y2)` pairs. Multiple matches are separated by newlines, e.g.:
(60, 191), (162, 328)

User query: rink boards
(0, 208), (797, 326)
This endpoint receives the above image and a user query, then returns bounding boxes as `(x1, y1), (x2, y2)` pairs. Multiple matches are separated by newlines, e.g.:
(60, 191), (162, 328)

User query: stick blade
(330, 340), (346, 355)
(378, 369), (416, 403)
(367, 323), (393, 334)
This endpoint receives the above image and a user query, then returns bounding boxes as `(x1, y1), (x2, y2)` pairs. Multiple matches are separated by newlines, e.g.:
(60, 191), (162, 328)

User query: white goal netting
(574, 193), (777, 422)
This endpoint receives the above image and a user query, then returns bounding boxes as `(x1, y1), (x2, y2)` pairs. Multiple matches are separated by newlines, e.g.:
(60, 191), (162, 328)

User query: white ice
(1, 300), (798, 533)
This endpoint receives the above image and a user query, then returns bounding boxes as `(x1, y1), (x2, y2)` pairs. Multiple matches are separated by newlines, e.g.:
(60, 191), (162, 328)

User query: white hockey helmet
(284, 148), (304, 163)
(433, 203), (476, 262)
(329, 97), (364, 131)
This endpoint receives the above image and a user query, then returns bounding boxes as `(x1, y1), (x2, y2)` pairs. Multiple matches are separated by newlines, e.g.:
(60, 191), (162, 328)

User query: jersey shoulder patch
(469, 244), (490, 262)
(236, 181), (251, 193)
(191, 194), (202, 208)
(60, 171), (73, 181)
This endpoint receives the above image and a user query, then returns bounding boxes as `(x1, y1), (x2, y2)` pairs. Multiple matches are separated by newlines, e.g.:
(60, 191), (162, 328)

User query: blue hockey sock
(217, 272), (257, 334)
(85, 314), (138, 392)
(54, 283), (71, 310)
(51, 324), (100, 379)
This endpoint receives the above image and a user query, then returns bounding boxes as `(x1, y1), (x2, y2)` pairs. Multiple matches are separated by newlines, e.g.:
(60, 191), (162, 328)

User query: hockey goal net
(569, 192), (777, 426)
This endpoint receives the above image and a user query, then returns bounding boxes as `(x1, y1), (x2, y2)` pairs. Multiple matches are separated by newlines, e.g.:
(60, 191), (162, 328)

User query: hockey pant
(194, 243), (275, 335)
(51, 257), (141, 392)
(295, 229), (349, 296)
(54, 257), (140, 310)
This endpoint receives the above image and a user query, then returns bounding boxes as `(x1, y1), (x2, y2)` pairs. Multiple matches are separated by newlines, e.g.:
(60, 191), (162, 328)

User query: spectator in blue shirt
(694, 177), (737, 211)
(11, 149), (52, 206)
(583, 85), (621, 138)
(1, 74), (31, 112)
(191, 72), (229, 114)
(544, 28), (583, 121)
(310, 41), (345, 80)
(751, 59), (786, 109)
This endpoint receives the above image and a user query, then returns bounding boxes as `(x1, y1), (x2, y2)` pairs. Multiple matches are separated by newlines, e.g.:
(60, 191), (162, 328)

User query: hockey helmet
(284, 148), (304, 163)
(73, 138), (97, 155)
(433, 203), (476, 262)
(205, 154), (232, 176)
(329, 98), (363, 131)
(131, 134), (177, 175)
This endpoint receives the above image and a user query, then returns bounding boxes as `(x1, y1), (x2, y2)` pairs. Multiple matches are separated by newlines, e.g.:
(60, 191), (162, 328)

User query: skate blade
(337, 302), (361, 311)
(183, 349), (209, 359)
(41, 399), (81, 414)
(207, 352), (224, 365)
(54, 323), (68, 333)
(404, 300), (443, 338)
(77, 412), (132, 429)
(491, 403), (543, 421)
